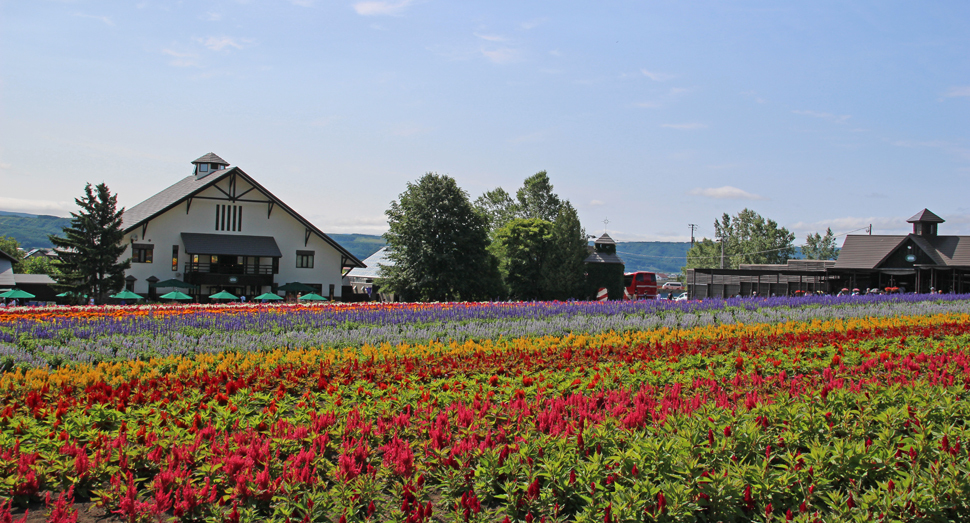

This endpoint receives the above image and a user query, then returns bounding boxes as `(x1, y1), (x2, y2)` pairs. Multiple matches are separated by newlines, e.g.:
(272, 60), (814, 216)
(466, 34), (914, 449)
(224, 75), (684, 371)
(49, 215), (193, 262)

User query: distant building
(687, 208), (970, 297)
(584, 233), (625, 299)
(120, 153), (365, 300)
(0, 249), (57, 301)
(344, 246), (395, 301)
(829, 208), (970, 293)
(0, 249), (15, 291)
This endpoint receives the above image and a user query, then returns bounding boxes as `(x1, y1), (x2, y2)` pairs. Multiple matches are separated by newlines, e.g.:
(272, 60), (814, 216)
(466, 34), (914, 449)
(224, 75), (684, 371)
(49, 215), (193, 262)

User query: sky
(1, 1), (968, 245)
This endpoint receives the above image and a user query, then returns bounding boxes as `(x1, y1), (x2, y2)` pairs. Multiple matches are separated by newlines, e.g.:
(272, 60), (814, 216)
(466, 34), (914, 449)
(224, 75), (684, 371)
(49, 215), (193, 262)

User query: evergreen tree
(543, 202), (588, 300)
(50, 183), (130, 304)
(381, 173), (503, 302)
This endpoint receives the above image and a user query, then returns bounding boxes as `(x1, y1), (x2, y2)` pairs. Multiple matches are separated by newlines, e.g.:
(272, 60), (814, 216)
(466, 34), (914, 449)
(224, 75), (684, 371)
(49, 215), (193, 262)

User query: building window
(296, 250), (314, 269)
(215, 204), (243, 231)
(172, 245), (179, 271)
(132, 244), (153, 263)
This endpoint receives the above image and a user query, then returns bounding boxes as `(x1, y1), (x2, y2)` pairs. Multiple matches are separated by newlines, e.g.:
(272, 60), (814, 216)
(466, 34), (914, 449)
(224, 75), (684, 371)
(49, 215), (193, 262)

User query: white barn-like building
(120, 153), (364, 300)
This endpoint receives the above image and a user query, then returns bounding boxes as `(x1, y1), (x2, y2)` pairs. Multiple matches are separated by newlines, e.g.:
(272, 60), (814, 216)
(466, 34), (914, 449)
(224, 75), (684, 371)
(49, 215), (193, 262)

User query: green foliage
(381, 173), (503, 302)
(50, 183), (131, 305)
(0, 236), (24, 265)
(475, 171), (564, 233)
(544, 202), (589, 300)
(684, 209), (796, 271)
(516, 170), (562, 223)
(18, 255), (58, 275)
(493, 218), (554, 300)
(474, 187), (517, 233)
(0, 214), (70, 249)
(804, 227), (840, 260)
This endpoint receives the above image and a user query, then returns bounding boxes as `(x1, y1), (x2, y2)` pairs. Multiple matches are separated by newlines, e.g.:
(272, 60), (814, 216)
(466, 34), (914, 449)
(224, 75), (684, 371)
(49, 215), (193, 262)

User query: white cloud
(198, 36), (250, 51)
(945, 86), (970, 98)
(315, 215), (388, 234)
(634, 101), (661, 109)
(689, 186), (765, 200)
(641, 69), (674, 82)
(788, 216), (913, 238)
(0, 197), (73, 216)
(202, 12), (222, 21)
(792, 110), (851, 124)
(669, 87), (689, 95)
(162, 49), (200, 67)
(353, 0), (414, 16)
(481, 47), (520, 64)
(662, 123), (707, 130)
(589, 200), (605, 207)
(0, 162), (11, 170)
(74, 13), (114, 26)
(520, 19), (545, 30)
(291, 0), (315, 5)
(474, 33), (506, 42)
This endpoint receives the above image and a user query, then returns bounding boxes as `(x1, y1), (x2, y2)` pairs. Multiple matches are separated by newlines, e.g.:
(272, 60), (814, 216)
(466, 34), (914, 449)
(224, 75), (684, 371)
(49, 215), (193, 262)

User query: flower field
(2, 296), (970, 521)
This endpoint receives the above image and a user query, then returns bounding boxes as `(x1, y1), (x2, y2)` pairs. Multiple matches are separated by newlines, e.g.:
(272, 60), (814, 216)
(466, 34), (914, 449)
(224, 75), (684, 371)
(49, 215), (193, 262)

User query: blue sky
(1, 1), (968, 244)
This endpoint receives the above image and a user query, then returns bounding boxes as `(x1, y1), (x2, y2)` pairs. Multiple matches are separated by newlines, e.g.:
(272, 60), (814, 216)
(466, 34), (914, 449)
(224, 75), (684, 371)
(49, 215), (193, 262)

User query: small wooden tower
(584, 233), (625, 300)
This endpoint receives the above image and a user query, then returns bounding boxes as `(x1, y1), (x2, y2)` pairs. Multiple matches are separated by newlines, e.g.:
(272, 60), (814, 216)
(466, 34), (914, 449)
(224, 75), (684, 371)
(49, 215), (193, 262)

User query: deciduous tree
(684, 209), (795, 270)
(50, 183), (130, 304)
(492, 218), (554, 300)
(381, 173), (503, 302)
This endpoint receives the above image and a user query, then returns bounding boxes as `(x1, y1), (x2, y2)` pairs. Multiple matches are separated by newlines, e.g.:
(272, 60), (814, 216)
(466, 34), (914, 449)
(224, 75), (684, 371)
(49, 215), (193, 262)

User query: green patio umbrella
(110, 290), (143, 300)
(152, 279), (198, 289)
(254, 292), (284, 301)
(278, 282), (316, 293)
(298, 292), (328, 301)
(159, 291), (193, 301)
(56, 292), (88, 298)
(208, 290), (239, 301)
(0, 289), (35, 299)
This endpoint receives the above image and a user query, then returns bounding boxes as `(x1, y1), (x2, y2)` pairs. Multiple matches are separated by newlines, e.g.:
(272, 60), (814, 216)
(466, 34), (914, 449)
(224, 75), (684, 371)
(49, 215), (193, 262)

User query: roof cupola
(906, 208), (944, 238)
(192, 153), (229, 179)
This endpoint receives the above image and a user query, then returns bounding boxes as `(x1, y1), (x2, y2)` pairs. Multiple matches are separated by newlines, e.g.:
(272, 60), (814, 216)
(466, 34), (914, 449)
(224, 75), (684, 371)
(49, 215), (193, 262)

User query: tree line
(379, 172), (589, 302)
(683, 208), (839, 273)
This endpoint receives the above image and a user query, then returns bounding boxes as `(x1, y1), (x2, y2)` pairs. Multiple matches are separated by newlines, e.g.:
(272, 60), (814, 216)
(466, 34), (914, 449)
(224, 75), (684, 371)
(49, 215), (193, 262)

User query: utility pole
(688, 224), (698, 247)
(720, 236), (725, 269)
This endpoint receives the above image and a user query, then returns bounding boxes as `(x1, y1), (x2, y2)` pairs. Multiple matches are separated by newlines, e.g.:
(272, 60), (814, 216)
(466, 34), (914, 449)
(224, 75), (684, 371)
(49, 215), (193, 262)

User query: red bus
(623, 271), (658, 300)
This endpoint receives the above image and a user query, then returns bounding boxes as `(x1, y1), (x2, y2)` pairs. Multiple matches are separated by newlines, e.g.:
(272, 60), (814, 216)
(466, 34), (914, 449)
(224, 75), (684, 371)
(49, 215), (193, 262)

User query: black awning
(181, 233), (283, 257)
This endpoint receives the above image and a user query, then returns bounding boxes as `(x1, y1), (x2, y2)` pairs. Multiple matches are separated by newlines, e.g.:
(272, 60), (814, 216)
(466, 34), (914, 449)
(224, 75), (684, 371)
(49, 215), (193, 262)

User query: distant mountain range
(0, 211), (695, 273)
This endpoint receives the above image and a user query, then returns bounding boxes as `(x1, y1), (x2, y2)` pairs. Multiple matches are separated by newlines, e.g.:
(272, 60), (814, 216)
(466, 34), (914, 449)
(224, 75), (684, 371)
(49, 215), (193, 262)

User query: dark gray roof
(181, 233), (283, 257)
(907, 209), (944, 223)
(833, 235), (906, 269)
(14, 274), (56, 285)
(346, 247), (391, 279)
(122, 173), (225, 230)
(192, 152), (228, 165)
(835, 233), (970, 269)
(584, 252), (624, 264)
(594, 233), (616, 245)
(923, 236), (970, 266)
(120, 166), (364, 268)
(0, 249), (17, 263)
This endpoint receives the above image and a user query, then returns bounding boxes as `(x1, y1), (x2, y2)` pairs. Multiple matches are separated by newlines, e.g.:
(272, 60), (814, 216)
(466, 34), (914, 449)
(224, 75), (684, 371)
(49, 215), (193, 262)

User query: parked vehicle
(623, 271), (658, 300)
(661, 281), (684, 290)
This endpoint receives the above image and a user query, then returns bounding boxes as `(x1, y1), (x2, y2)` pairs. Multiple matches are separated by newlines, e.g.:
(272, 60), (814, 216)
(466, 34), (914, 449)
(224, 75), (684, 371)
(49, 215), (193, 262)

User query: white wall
(123, 174), (347, 297)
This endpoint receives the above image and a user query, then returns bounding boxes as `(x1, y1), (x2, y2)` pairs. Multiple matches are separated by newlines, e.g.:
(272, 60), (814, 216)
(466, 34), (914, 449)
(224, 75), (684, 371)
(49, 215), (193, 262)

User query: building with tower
(120, 153), (364, 301)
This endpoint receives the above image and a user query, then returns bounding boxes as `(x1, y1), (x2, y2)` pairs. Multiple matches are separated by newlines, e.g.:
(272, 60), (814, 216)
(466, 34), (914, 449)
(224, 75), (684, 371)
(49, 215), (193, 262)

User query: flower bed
(1, 301), (970, 521)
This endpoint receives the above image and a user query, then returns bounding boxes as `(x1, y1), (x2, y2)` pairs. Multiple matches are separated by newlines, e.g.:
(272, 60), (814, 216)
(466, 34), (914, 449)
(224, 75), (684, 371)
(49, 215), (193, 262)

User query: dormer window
(199, 164), (209, 173)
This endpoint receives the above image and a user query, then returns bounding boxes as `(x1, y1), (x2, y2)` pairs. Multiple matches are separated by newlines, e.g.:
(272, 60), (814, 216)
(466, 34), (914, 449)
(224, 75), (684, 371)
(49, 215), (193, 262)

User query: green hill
(613, 242), (691, 275)
(328, 234), (386, 262)
(0, 214), (70, 249)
